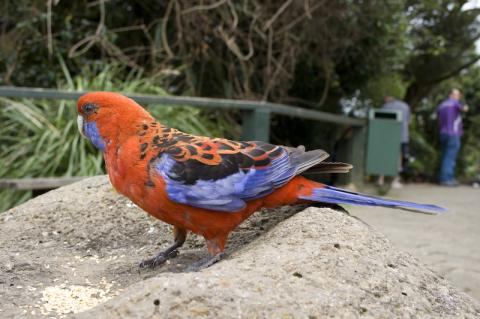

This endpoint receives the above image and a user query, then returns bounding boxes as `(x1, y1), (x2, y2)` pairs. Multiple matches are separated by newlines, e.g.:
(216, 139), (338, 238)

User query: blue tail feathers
(299, 185), (445, 214)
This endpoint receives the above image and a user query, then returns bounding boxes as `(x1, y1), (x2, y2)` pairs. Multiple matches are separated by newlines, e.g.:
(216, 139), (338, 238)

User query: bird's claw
(187, 252), (225, 272)
(139, 249), (179, 269)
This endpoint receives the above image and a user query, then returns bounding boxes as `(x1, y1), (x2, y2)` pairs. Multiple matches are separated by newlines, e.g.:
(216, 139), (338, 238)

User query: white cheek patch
(77, 115), (86, 138)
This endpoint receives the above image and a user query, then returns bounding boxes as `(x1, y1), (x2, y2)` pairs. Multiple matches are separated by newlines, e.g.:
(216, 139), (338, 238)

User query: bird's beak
(77, 115), (86, 138)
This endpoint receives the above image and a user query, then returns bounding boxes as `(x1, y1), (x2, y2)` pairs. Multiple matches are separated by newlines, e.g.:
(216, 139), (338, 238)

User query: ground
(349, 184), (480, 301)
(0, 176), (478, 318)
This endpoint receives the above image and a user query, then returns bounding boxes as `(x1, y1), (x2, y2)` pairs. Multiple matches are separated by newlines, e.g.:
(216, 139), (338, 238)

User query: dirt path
(349, 184), (480, 301)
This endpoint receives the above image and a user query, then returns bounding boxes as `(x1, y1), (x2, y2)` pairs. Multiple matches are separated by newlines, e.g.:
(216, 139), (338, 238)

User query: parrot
(76, 92), (444, 270)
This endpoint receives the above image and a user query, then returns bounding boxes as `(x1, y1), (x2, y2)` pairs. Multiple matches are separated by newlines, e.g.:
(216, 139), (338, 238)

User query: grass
(0, 63), (234, 212)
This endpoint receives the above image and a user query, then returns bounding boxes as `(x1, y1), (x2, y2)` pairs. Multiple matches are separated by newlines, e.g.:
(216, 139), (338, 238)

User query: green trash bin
(366, 109), (402, 176)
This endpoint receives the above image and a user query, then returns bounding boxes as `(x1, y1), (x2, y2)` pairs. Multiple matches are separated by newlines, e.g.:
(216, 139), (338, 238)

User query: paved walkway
(349, 184), (480, 301)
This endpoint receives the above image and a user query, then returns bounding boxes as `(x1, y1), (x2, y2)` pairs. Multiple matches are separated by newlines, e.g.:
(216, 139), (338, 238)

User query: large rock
(0, 176), (478, 318)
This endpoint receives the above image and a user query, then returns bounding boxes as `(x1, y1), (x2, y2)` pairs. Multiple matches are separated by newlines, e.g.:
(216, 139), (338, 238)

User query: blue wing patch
(155, 150), (296, 212)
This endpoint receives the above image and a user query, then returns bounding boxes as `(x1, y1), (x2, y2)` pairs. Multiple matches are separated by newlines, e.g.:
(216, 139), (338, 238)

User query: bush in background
(0, 62), (233, 212)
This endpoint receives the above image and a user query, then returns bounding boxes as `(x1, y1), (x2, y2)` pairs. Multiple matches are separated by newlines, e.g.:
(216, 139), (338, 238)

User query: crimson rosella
(76, 92), (444, 270)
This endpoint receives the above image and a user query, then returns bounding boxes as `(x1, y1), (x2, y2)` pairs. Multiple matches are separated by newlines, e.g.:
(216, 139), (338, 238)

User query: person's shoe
(376, 175), (385, 186)
(439, 180), (459, 187)
(391, 177), (403, 189)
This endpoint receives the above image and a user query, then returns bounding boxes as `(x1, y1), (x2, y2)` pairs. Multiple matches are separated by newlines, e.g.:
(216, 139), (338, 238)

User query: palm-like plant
(0, 63), (232, 212)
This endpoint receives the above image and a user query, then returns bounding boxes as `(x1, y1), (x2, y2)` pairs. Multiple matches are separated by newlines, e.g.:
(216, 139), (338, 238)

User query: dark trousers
(439, 134), (461, 183)
(400, 142), (409, 174)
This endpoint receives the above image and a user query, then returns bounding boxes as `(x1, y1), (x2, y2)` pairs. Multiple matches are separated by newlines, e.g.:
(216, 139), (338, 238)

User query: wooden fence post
(350, 126), (366, 186)
(336, 126), (366, 187)
(241, 109), (271, 141)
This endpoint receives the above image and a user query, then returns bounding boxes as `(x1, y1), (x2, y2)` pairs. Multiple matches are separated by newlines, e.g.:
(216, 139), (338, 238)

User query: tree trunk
(403, 82), (434, 111)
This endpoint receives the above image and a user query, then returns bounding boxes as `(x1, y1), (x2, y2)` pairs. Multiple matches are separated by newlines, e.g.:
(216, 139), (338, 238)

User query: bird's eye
(82, 103), (97, 115)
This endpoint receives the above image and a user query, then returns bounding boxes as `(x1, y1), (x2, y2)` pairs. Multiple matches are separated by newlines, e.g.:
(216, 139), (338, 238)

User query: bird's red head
(76, 92), (154, 151)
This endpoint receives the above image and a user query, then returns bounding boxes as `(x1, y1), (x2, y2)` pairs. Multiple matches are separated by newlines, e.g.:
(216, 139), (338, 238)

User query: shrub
(0, 63), (232, 212)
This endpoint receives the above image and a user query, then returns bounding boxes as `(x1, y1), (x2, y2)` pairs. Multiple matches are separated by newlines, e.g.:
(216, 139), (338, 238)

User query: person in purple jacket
(437, 89), (469, 186)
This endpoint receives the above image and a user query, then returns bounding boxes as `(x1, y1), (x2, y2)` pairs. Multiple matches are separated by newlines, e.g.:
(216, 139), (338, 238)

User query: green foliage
(461, 114), (480, 178)
(1, 1), (478, 110)
(403, 0), (480, 108)
(332, 1), (409, 98)
(453, 67), (480, 180)
(364, 74), (408, 107)
(407, 122), (439, 180)
(0, 0), (410, 108)
(0, 63), (231, 212)
(0, 95), (102, 212)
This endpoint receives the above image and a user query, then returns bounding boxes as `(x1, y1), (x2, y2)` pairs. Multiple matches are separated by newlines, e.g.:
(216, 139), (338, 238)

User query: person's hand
(463, 104), (469, 112)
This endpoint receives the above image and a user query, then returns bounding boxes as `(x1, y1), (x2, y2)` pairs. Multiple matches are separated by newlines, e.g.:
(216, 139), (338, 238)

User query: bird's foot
(187, 252), (226, 272)
(139, 249), (179, 269)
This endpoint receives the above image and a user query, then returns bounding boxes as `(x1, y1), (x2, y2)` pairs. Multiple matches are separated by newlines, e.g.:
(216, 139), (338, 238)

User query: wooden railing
(0, 86), (366, 189)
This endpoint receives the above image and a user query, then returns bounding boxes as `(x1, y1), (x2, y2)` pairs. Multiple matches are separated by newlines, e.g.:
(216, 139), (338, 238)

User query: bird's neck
(97, 112), (157, 151)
